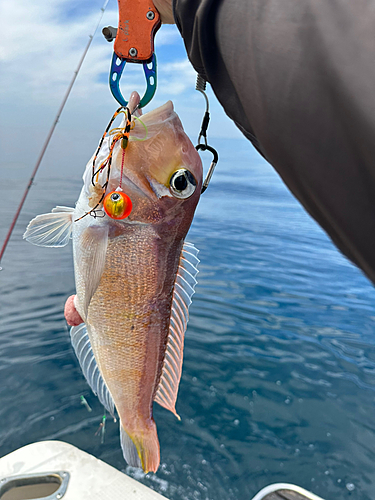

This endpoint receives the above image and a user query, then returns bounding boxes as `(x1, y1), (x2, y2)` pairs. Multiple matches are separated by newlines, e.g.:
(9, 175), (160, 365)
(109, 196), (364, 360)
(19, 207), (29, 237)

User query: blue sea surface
(1, 138), (375, 499)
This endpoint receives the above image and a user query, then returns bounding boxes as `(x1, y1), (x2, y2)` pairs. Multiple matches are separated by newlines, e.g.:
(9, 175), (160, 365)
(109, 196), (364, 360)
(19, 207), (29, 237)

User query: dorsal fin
(154, 241), (199, 417)
(70, 323), (116, 419)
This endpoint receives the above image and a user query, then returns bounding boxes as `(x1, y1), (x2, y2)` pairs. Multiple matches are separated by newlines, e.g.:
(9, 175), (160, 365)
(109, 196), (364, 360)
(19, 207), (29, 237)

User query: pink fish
(24, 95), (203, 473)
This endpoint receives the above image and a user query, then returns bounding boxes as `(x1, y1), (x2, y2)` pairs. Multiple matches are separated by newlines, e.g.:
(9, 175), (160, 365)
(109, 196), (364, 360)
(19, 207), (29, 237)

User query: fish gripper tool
(103, 0), (161, 108)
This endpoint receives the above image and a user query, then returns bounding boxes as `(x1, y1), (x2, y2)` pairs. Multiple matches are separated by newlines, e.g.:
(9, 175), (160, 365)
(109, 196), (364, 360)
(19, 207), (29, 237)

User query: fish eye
(169, 169), (197, 199)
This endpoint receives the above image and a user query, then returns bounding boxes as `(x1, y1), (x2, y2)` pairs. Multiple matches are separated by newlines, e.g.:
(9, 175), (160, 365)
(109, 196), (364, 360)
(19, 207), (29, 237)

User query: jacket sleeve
(173, 0), (375, 284)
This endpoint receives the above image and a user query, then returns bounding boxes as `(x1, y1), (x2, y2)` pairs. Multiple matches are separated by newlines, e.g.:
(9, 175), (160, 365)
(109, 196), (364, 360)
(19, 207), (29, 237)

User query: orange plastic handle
(114, 0), (161, 62)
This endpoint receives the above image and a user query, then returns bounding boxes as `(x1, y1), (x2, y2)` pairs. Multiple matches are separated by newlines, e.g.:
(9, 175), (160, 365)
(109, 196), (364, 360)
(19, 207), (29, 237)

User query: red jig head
(103, 190), (132, 219)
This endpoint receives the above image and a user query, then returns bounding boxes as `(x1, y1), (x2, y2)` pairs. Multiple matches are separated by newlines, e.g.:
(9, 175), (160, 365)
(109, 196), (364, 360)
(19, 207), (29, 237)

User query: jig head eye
(103, 190), (132, 219)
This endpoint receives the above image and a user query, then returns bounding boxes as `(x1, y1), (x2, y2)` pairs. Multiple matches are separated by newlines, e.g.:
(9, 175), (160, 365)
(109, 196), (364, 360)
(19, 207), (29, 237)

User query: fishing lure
(103, 190), (132, 219)
(75, 106), (142, 222)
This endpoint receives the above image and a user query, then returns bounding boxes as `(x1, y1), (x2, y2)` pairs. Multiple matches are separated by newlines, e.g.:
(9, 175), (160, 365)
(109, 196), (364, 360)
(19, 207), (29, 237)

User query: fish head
(80, 100), (203, 237)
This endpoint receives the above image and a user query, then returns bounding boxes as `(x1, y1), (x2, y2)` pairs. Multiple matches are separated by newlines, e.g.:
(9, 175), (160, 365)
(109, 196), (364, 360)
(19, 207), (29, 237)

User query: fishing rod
(0, 0), (110, 269)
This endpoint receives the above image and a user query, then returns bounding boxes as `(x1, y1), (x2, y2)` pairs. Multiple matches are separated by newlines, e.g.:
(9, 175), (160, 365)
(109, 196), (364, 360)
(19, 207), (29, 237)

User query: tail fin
(120, 421), (160, 473)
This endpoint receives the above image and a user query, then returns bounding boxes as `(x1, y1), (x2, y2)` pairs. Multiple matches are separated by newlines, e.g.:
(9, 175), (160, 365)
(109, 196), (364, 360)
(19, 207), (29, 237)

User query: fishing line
(129, 116), (148, 142)
(119, 148), (126, 189)
(76, 107), (133, 222)
(0, 0), (110, 269)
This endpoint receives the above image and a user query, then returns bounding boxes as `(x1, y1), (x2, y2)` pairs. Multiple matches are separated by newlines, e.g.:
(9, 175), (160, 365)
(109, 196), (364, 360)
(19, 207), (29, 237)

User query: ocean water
(1, 138), (375, 500)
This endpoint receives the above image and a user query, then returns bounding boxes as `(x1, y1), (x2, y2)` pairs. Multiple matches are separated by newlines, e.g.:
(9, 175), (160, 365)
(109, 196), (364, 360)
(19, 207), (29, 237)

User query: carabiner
(195, 75), (219, 194)
(196, 144), (219, 194)
(109, 52), (157, 109)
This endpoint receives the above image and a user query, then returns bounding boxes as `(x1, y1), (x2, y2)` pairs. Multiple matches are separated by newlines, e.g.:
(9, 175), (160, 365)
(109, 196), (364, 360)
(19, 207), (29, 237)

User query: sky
(0, 0), (245, 182)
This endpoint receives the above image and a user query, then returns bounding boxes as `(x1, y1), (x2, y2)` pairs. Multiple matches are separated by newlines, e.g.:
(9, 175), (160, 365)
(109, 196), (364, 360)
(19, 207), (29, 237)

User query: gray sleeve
(174, 0), (375, 284)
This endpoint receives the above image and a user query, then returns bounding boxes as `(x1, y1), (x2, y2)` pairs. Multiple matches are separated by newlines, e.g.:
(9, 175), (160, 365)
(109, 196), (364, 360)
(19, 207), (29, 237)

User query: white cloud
(1, 1), (116, 102)
(0, 1), (183, 102)
(155, 25), (181, 46)
(158, 60), (197, 95)
(0, 0), (244, 180)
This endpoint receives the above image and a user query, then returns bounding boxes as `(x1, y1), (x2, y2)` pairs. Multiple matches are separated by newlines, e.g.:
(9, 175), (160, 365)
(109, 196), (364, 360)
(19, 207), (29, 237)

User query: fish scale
(86, 227), (179, 422)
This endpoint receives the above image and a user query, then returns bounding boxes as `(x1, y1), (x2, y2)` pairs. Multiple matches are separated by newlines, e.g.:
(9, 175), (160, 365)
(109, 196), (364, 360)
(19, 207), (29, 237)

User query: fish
(24, 94), (203, 473)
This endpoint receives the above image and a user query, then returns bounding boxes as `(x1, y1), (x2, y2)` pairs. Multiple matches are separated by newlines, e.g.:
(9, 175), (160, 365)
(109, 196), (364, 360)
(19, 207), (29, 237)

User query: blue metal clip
(109, 52), (157, 109)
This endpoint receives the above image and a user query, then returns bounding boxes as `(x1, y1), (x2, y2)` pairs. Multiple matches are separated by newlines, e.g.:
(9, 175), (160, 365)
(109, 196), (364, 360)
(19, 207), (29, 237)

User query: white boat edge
(0, 440), (326, 500)
(251, 482), (325, 500)
(0, 440), (167, 500)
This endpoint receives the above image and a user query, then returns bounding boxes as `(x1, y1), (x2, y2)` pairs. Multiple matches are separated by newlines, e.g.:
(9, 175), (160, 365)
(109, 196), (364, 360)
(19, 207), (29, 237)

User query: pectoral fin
(75, 225), (108, 317)
(23, 207), (74, 247)
(154, 241), (199, 417)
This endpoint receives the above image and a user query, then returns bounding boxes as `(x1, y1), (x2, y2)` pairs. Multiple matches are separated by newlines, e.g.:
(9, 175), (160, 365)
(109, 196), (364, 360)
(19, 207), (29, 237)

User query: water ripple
(1, 152), (375, 499)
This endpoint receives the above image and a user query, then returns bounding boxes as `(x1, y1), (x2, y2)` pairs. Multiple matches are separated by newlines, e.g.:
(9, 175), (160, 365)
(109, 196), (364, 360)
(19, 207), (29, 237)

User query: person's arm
(153, 0), (375, 285)
(153, 0), (174, 23)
